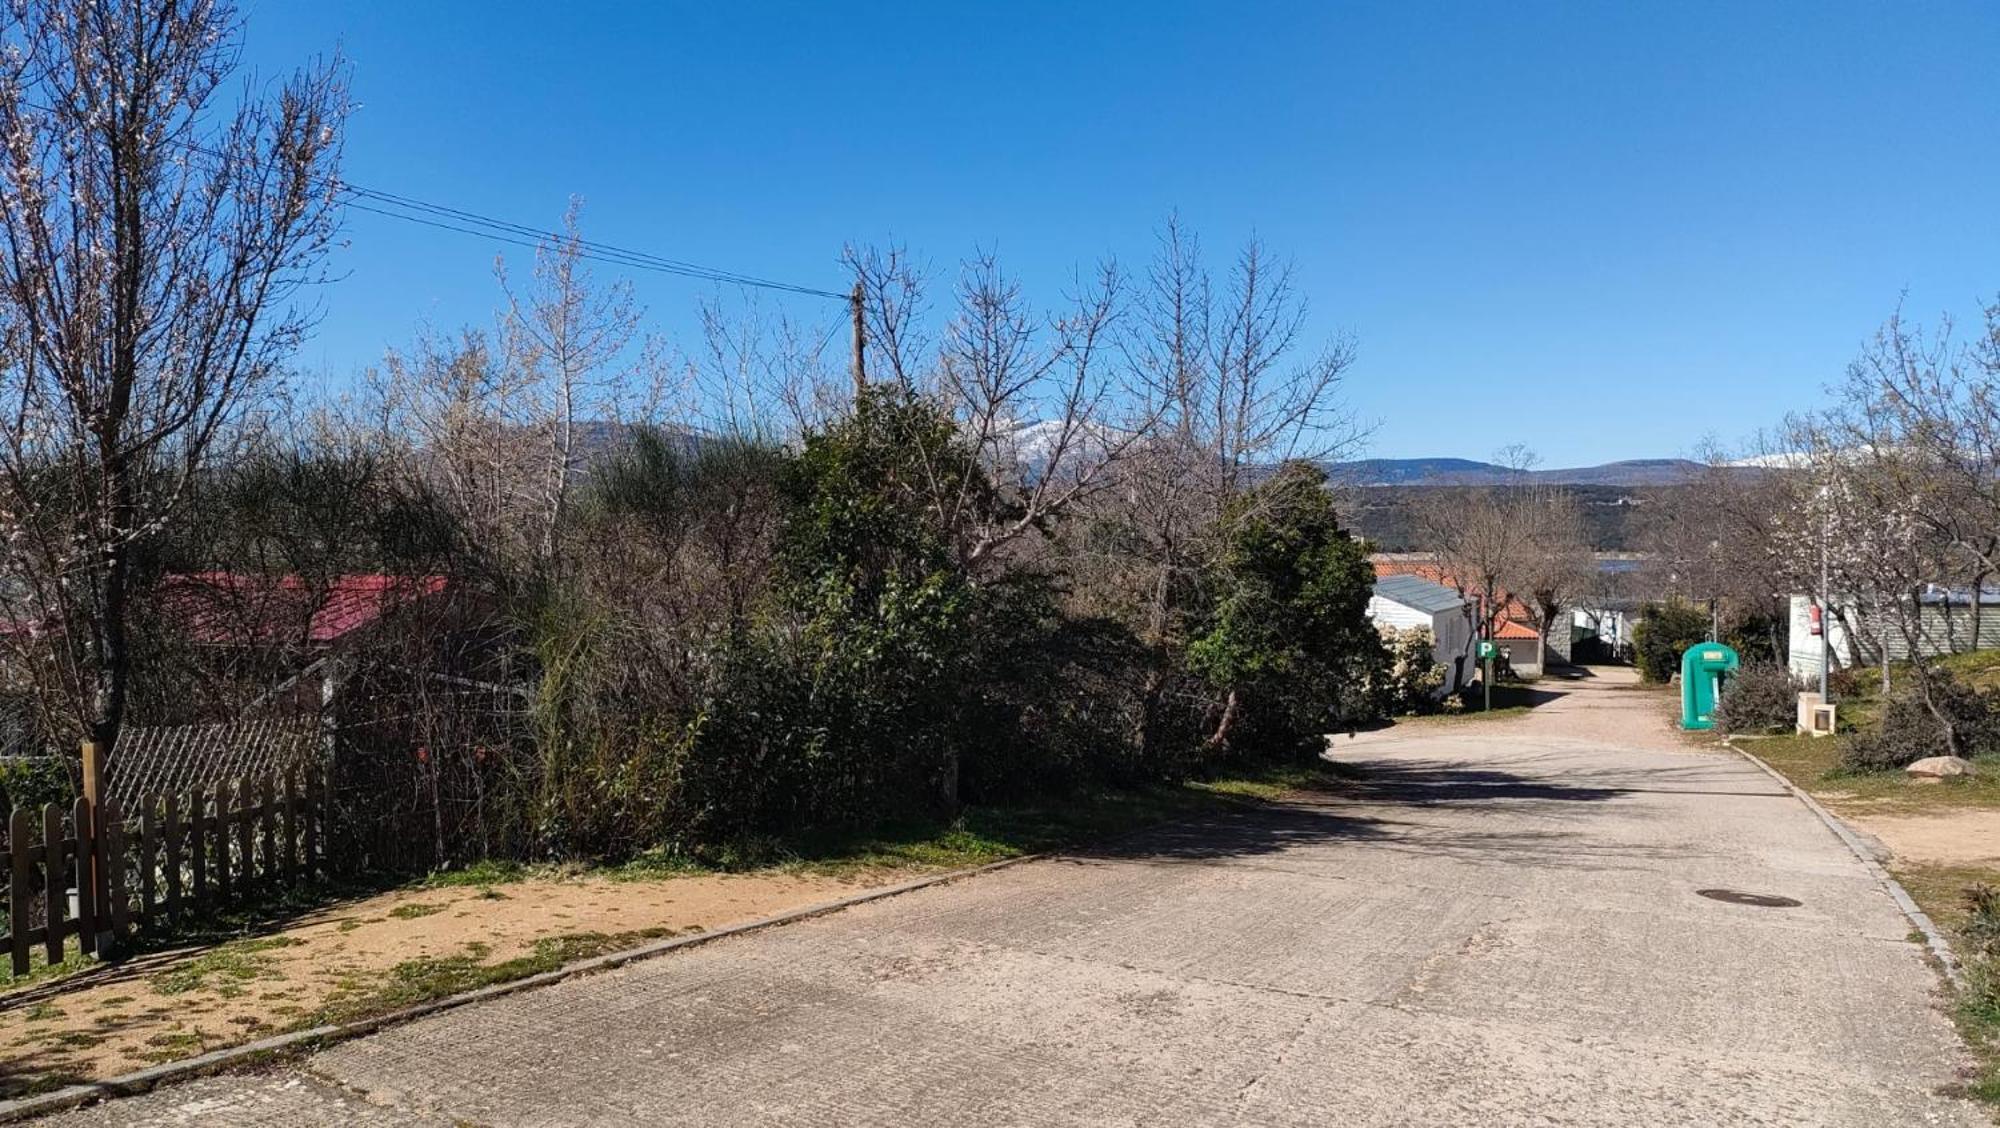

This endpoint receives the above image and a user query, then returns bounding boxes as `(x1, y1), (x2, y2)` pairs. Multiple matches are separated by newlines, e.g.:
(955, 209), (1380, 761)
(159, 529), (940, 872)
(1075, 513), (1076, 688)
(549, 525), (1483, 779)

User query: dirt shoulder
(0, 866), (910, 1096)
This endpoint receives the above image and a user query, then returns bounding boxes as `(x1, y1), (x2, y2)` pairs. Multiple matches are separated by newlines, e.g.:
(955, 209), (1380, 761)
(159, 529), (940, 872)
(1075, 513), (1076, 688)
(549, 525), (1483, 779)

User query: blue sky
(243, 1), (2000, 467)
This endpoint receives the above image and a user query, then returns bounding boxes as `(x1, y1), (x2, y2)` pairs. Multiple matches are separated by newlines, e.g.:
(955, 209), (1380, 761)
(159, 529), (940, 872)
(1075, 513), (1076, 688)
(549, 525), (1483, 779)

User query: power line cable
(13, 100), (848, 300)
(342, 198), (845, 298)
(345, 188), (847, 299)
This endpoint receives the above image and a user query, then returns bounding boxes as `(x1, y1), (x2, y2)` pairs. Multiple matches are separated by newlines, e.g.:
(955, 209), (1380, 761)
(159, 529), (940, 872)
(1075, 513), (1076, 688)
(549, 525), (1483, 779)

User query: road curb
(1722, 738), (1962, 987)
(0, 852), (1043, 1124)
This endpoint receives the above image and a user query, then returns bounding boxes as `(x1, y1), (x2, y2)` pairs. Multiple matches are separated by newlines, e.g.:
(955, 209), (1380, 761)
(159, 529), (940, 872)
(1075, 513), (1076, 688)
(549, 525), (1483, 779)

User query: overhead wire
(13, 100), (849, 301)
(343, 188), (848, 299)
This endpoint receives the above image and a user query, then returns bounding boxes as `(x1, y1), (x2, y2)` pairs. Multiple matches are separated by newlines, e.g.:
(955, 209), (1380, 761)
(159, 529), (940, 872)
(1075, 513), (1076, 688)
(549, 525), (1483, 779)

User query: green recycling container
(1680, 643), (1740, 730)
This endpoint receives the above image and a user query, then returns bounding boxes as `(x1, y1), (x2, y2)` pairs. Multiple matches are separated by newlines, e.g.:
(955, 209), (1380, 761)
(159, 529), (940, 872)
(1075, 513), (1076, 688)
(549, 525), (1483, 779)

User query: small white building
(1368, 573), (1479, 697)
(1572, 606), (1636, 656)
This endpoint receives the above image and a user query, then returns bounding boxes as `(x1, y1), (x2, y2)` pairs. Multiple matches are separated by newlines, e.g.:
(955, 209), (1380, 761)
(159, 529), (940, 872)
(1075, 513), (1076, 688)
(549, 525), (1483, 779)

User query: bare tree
(0, 0), (347, 749)
(1411, 485), (1529, 640)
(839, 243), (1140, 575)
(1513, 486), (1594, 654)
(498, 200), (640, 568)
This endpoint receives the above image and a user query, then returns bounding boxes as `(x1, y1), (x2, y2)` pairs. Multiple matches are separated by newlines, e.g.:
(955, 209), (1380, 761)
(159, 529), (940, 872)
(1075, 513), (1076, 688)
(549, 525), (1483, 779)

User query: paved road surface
(44, 668), (1981, 1125)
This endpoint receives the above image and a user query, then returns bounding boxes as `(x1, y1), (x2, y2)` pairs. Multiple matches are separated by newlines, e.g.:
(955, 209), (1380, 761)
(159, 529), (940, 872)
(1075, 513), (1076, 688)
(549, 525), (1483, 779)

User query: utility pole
(1819, 499), (1831, 702)
(849, 281), (866, 397)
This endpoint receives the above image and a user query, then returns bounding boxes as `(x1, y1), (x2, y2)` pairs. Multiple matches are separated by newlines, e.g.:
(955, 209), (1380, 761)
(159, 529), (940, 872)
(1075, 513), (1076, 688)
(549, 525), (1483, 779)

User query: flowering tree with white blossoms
(0, 0), (346, 751)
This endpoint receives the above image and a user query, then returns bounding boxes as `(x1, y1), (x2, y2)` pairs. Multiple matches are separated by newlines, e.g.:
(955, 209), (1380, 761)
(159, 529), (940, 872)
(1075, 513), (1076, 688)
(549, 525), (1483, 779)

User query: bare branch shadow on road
(1073, 801), (1404, 863)
(1334, 757), (1631, 805)
(1069, 754), (1766, 873)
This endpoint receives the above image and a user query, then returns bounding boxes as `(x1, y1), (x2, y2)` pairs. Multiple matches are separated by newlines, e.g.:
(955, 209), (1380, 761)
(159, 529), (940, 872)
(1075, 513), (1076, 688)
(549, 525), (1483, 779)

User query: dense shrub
(669, 387), (982, 839)
(1828, 664), (1871, 700)
(1631, 600), (1712, 683)
(0, 757), (73, 812)
(1844, 668), (2000, 771)
(1713, 663), (1800, 735)
(1187, 463), (1385, 759)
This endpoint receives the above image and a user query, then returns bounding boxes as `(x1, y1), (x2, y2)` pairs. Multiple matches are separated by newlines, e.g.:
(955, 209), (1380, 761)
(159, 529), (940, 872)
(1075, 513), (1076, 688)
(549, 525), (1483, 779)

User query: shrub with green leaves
(1188, 462), (1384, 758)
(0, 757), (72, 812)
(1631, 600), (1712, 683)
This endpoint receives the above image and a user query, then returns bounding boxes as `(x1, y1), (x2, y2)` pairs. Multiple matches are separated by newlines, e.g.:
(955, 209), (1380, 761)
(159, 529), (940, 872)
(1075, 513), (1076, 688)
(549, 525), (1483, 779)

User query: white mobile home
(1368, 573), (1479, 697)
(1787, 589), (2000, 681)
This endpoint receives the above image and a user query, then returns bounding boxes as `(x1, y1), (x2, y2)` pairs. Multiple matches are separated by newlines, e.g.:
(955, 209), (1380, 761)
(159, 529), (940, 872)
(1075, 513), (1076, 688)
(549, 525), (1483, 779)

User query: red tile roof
(161, 573), (446, 645)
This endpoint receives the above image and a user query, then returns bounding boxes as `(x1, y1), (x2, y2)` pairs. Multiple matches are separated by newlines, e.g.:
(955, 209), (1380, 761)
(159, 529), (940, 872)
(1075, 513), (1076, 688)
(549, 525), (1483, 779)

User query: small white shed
(1367, 573), (1479, 697)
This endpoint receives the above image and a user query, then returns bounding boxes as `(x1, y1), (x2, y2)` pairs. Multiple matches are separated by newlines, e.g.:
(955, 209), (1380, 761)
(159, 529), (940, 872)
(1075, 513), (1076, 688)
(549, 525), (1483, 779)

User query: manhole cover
(1696, 888), (1801, 908)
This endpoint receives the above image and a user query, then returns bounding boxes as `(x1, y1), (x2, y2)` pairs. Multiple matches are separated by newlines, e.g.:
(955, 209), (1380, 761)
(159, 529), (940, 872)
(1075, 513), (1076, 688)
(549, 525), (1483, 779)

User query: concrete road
(45, 670), (1982, 1125)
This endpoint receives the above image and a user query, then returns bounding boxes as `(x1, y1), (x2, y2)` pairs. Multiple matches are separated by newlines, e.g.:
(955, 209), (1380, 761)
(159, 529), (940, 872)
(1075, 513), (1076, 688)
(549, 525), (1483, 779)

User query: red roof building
(160, 573), (447, 646)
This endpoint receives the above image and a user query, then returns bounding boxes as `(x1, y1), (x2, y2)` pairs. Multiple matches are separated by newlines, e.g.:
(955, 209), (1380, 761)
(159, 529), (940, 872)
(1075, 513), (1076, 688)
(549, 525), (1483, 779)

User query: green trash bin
(1680, 643), (1740, 730)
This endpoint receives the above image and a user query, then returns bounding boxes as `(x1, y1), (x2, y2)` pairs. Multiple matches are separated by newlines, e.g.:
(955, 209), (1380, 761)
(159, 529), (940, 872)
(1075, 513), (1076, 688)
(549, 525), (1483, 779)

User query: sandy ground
(0, 867), (909, 1093)
(1849, 809), (2000, 868)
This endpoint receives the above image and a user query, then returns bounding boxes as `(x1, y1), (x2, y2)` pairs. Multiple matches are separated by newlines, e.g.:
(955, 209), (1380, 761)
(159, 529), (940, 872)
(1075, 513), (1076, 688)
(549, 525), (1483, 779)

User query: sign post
(1476, 639), (1497, 711)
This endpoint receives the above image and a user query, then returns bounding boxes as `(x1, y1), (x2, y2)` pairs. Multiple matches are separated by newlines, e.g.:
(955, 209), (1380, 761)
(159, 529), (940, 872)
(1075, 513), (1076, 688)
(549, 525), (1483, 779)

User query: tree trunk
(1973, 570), (1988, 652)
(1135, 560), (1175, 763)
(1203, 688), (1240, 753)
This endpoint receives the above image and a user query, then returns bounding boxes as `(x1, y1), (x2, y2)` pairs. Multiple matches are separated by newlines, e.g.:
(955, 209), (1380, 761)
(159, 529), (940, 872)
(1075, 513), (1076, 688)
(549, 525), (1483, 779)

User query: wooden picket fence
(1, 766), (330, 976)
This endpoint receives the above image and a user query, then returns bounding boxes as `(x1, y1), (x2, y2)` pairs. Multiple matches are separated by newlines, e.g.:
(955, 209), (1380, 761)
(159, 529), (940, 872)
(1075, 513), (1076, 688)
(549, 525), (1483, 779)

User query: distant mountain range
(1324, 457), (1739, 487)
(562, 419), (1757, 492)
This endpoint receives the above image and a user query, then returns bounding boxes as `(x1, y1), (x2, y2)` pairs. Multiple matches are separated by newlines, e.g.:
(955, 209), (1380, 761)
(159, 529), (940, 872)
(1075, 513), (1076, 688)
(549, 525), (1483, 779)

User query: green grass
(1748, 731), (2000, 815)
(728, 760), (1356, 878)
(0, 936), (98, 992)
(148, 936), (302, 997)
(1415, 705), (1533, 724)
(417, 859), (533, 888)
(386, 902), (446, 920)
(306, 929), (679, 1028)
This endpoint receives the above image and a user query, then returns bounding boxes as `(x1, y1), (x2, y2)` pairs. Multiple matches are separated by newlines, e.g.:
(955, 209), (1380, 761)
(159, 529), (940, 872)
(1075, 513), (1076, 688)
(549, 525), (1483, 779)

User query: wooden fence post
(102, 800), (128, 944)
(42, 804), (64, 966)
(235, 778), (254, 898)
(193, 785), (212, 912)
(163, 792), (183, 929)
(280, 771), (297, 886)
(258, 776), (276, 894)
(66, 798), (91, 957)
(79, 741), (113, 954)
(302, 769), (319, 881)
(9, 807), (32, 976)
(139, 798), (156, 929)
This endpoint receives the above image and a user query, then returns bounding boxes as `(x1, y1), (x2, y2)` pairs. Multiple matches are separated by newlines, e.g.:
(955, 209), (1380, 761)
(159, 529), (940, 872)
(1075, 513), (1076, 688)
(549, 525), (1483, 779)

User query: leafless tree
(0, 0), (347, 749)
(1411, 448), (1594, 661)
(839, 243), (1142, 577)
(498, 200), (642, 568)
(1513, 486), (1594, 653)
